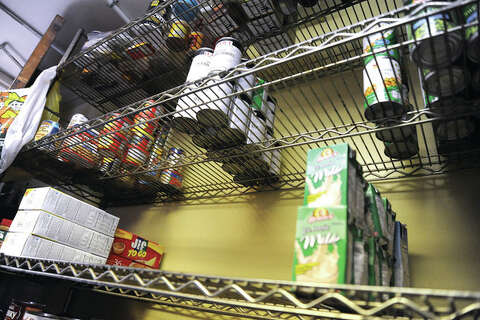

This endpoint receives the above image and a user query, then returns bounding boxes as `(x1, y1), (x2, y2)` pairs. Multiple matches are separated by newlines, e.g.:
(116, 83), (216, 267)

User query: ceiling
(0, 0), (151, 88)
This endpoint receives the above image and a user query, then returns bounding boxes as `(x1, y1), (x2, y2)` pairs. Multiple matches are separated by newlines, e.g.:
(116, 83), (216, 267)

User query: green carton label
(304, 144), (351, 207)
(293, 206), (350, 284)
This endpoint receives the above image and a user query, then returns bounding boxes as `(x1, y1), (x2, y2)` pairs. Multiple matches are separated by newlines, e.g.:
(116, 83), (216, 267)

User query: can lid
(216, 37), (244, 53)
(194, 47), (214, 56)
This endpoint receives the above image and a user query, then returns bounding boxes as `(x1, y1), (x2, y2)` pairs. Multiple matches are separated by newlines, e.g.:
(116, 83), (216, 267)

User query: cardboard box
(292, 206), (353, 284)
(0, 232), (106, 264)
(303, 144), (364, 223)
(111, 229), (165, 269)
(107, 253), (155, 269)
(9, 210), (113, 258)
(18, 187), (119, 236)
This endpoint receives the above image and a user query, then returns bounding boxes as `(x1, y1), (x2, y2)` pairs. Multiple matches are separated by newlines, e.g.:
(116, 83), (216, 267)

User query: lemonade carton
(304, 144), (363, 224)
(293, 206), (353, 284)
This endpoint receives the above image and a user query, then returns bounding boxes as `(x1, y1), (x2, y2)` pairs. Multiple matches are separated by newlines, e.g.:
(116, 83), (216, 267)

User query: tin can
(60, 125), (99, 168)
(172, 0), (199, 22)
(246, 13), (283, 35)
(434, 117), (476, 141)
(132, 101), (165, 137)
(166, 147), (184, 165)
(425, 95), (471, 117)
(246, 111), (267, 153)
(196, 78), (234, 127)
(124, 145), (150, 167)
(376, 104), (415, 142)
(191, 127), (223, 150)
(384, 136), (419, 160)
(209, 37), (243, 74)
(218, 96), (251, 146)
(279, 0), (298, 16)
(130, 21), (166, 52)
(364, 57), (407, 122)
(126, 41), (155, 60)
(298, 0), (318, 7)
(222, 161), (245, 175)
(130, 132), (154, 151)
(160, 167), (183, 189)
(363, 23), (400, 65)
(34, 120), (60, 141)
(147, 0), (170, 25)
(167, 20), (190, 52)
(5, 300), (45, 320)
(235, 63), (256, 98)
(188, 31), (204, 51)
(173, 86), (209, 133)
(145, 126), (169, 177)
(68, 113), (88, 128)
(463, 4), (480, 63)
(407, 4), (462, 68)
(98, 113), (132, 158)
(421, 66), (465, 97)
(99, 156), (121, 174)
(185, 48), (213, 83)
(233, 173), (257, 187)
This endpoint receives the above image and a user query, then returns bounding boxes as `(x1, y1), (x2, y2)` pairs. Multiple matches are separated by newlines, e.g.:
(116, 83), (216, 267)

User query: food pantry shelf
(58, 0), (400, 113)
(17, 0), (480, 206)
(1, 254), (480, 319)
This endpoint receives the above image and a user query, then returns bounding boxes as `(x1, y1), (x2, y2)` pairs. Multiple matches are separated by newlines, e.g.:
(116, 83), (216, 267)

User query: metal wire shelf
(1, 254), (480, 319)
(18, 0), (480, 206)
(58, 0), (402, 113)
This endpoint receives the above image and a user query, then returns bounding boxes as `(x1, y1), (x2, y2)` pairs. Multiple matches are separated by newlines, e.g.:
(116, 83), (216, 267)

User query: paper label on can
(211, 41), (242, 72)
(186, 52), (213, 83)
(464, 4), (478, 39)
(34, 120), (59, 141)
(68, 114), (88, 128)
(363, 24), (400, 64)
(410, 10), (456, 40)
(363, 58), (402, 108)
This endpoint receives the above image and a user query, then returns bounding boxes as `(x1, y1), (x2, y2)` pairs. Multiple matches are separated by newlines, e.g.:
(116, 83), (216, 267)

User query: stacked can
(59, 114), (99, 168)
(144, 125), (170, 178)
(363, 23), (408, 123)
(173, 48), (213, 134)
(463, 4), (480, 64)
(196, 37), (243, 128)
(405, 0), (463, 68)
(98, 113), (133, 159)
(160, 147), (184, 190)
(124, 100), (166, 168)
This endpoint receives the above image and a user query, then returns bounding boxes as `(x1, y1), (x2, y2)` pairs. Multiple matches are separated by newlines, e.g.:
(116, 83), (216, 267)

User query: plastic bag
(0, 66), (57, 174)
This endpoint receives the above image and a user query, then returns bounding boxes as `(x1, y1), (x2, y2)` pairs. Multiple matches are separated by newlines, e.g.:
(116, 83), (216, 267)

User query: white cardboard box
(9, 210), (114, 258)
(18, 187), (119, 236)
(0, 232), (106, 264)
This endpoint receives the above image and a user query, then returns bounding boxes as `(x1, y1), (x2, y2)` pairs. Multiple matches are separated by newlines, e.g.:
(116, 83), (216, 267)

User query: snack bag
(0, 89), (29, 151)
(293, 206), (353, 284)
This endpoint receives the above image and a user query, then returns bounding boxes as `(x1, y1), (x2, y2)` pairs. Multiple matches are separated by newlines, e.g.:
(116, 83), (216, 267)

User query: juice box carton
(304, 144), (364, 224)
(9, 210), (114, 258)
(111, 229), (165, 269)
(18, 187), (119, 237)
(367, 237), (381, 286)
(293, 206), (353, 284)
(107, 253), (156, 269)
(365, 184), (388, 246)
(0, 232), (106, 264)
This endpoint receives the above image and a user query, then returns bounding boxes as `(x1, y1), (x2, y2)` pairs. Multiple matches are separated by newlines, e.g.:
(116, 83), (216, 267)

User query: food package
(0, 218), (12, 249)
(382, 197), (396, 256)
(365, 184), (388, 245)
(352, 226), (369, 285)
(107, 253), (156, 269)
(293, 206), (353, 284)
(110, 228), (165, 269)
(303, 144), (364, 224)
(393, 222), (410, 287)
(0, 89), (29, 153)
(19, 187), (119, 237)
(367, 237), (381, 286)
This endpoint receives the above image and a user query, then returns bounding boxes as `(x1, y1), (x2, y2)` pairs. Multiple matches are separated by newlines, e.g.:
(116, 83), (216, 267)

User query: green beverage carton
(352, 226), (369, 285)
(366, 184), (388, 247)
(304, 144), (363, 223)
(293, 206), (353, 284)
(367, 237), (381, 286)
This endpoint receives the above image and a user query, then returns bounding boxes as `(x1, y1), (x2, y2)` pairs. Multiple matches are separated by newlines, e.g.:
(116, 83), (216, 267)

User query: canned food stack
(59, 114), (100, 168)
(123, 101), (165, 169)
(98, 113), (133, 160)
(196, 37), (243, 128)
(143, 125), (170, 179)
(160, 147), (185, 192)
(173, 48), (214, 134)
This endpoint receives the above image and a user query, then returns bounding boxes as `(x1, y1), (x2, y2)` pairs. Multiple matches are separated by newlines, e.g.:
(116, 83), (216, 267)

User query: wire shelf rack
(58, 0), (400, 113)
(1, 254), (480, 319)
(19, 0), (480, 206)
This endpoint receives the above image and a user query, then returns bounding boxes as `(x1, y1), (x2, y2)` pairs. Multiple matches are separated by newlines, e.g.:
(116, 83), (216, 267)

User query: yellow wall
(109, 169), (480, 319)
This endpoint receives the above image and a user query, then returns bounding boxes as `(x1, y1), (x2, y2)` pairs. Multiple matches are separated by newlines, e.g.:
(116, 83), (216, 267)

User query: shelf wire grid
(19, 0), (480, 206)
(59, 0), (400, 113)
(2, 254), (480, 319)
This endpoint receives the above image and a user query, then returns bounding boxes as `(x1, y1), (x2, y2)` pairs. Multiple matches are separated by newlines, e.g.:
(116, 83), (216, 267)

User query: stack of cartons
(0, 187), (119, 264)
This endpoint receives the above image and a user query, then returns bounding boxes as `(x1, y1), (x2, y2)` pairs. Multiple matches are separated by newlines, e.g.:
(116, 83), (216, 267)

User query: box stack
(106, 229), (165, 269)
(0, 187), (119, 264)
(293, 143), (409, 286)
